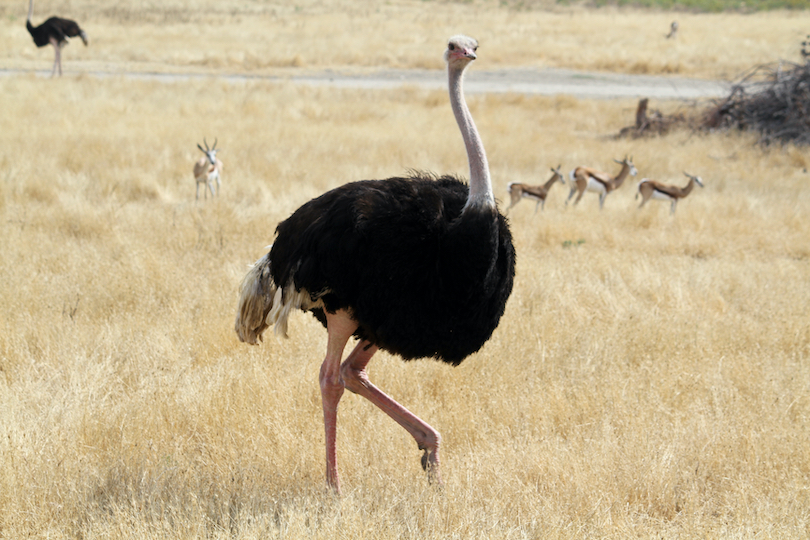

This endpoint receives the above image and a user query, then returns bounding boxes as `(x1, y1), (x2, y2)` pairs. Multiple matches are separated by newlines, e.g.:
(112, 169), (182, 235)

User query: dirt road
(1, 67), (728, 100)
(288, 67), (727, 100)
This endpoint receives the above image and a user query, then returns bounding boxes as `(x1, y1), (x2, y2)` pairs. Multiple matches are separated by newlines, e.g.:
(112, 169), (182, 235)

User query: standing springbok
(193, 138), (222, 200)
(636, 172), (704, 214)
(507, 165), (565, 213)
(567, 156), (638, 209)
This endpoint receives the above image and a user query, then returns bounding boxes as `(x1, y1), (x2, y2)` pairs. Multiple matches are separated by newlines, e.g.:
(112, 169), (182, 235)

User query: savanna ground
(1, 1), (809, 538)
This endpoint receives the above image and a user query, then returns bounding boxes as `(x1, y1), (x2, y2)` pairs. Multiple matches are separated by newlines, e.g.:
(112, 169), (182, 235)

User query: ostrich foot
(420, 445), (442, 486)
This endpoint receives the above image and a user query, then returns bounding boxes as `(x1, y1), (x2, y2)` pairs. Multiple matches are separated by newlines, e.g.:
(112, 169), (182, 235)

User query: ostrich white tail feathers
(235, 253), (276, 344)
(235, 253), (325, 343)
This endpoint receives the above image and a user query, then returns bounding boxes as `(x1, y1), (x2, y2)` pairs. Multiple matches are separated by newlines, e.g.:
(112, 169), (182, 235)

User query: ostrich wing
(269, 174), (514, 365)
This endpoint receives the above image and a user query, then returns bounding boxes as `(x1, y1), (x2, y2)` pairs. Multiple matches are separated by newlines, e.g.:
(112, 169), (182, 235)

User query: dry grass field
(3, 0), (810, 78)
(1, 1), (810, 539)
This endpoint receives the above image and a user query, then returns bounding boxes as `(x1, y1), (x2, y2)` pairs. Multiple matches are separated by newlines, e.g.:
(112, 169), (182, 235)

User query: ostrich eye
(448, 43), (455, 51)
(473, 46), (478, 52)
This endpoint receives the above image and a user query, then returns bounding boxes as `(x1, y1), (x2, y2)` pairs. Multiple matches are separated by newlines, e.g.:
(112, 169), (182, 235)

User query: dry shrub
(617, 97), (687, 139)
(702, 60), (810, 145)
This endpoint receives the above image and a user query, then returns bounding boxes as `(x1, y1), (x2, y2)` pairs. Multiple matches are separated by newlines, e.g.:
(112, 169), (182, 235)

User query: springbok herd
(507, 156), (704, 215)
(194, 145), (704, 215)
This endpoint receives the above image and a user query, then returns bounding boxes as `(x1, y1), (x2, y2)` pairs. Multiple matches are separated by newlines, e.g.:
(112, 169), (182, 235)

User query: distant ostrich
(26, 0), (88, 77)
(506, 165), (565, 213)
(666, 21), (679, 39)
(567, 156), (637, 209)
(193, 138), (223, 200)
(235, 35), (515, 493)
(636, 172), (704, 214)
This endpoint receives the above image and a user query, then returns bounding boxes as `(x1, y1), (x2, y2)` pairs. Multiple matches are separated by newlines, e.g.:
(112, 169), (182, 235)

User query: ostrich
(235, 35), (515, 493)
(26, 0), (88, 77)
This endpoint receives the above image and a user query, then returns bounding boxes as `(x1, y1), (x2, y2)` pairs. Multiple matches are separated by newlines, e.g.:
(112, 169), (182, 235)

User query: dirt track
(0, 66), (727, 100)
(288, 67), (728, 100)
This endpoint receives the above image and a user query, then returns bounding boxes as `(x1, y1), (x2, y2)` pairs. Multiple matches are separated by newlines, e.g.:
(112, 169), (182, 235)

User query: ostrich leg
(340, 337), (442, 484)
(50, 38), (60, 77)
(320, 311), (357, 493)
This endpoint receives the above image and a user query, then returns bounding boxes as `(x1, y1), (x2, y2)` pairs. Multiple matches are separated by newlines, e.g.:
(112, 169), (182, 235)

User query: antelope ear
(684, 171), (691, 177)
(614, 159), (623, 164)
(197, 144), (205, 153)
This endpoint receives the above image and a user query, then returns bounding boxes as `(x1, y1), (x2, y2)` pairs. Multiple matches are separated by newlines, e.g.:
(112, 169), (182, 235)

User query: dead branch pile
(617, 98), (685, 139)
(701, 61), (810, 145)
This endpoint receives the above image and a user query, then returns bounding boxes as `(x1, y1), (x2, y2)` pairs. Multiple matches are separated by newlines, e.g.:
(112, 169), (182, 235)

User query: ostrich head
(444, 35), (478, 69)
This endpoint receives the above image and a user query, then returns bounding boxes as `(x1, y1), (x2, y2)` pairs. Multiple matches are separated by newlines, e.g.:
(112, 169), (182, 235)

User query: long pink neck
(448, 64), (494, 210)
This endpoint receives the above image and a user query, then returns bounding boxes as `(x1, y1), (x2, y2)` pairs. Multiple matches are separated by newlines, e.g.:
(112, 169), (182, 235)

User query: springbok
(636, 172), (704, 214)
(567, 156), (638, 209)
(193, 138), (222, 200)
(666, 21), (679, 39)
(506, 165), (565, 213)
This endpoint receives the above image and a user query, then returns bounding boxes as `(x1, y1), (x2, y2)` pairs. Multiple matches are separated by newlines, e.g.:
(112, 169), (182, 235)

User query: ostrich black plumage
(26, 0), (88, 77)
(235, 35), (515, 493)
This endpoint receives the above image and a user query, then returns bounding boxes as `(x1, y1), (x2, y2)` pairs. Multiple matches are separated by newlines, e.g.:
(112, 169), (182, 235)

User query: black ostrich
(235, 35), (515, 493)
(26, 0), (88, 77)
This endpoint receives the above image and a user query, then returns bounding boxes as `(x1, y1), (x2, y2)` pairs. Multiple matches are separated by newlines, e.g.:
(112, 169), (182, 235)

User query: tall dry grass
(1, 69), (808, 538)
(2, 0), (810, 78)
(1, 1), (810, 538)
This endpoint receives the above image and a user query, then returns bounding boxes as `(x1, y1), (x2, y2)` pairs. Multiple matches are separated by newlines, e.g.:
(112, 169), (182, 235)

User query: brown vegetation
(617, 97), (687, 138)
(702, 60), (810, 145)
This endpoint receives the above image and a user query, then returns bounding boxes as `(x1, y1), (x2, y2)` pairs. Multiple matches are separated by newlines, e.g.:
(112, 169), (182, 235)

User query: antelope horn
(203, 138), (210, 152)
(212, 138), (218, 150)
